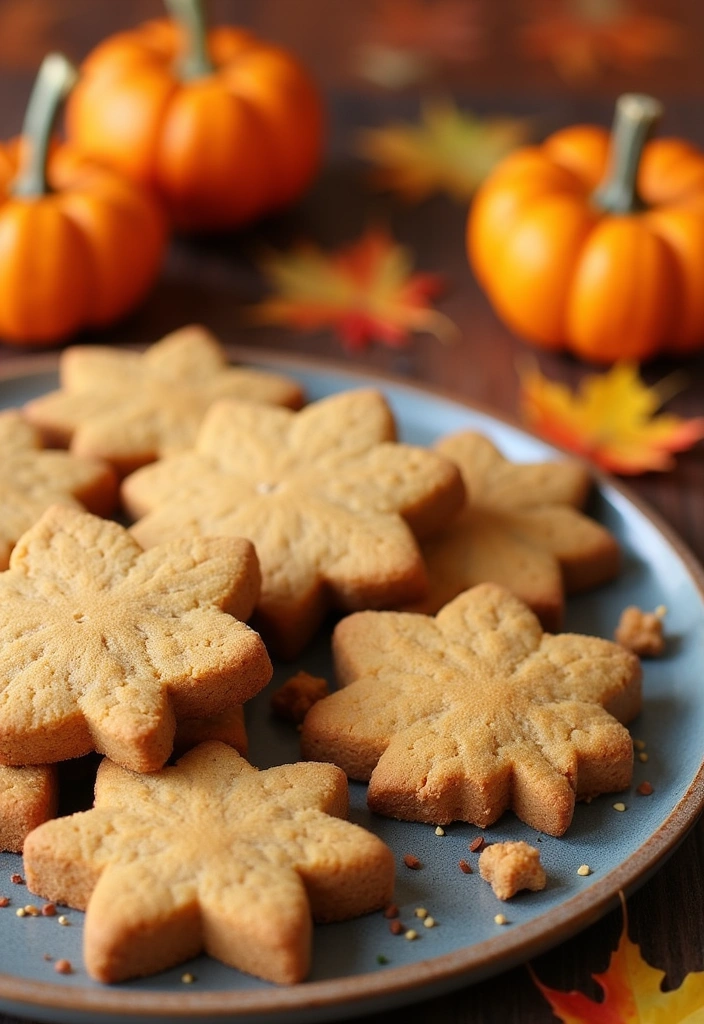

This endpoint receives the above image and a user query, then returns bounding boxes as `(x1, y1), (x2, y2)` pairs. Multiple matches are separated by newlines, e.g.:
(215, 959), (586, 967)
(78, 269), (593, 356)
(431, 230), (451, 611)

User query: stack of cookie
(0, 326), (642, 986)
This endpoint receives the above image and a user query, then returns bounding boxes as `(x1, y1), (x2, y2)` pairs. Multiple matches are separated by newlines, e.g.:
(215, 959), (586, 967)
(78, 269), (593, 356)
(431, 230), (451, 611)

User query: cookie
(271, 671), (329, 724)
(478, 841), (546, 900)
(23, 325), (305, 476)
(0, 410), (117, 569)
(615, 605), (666, 657)
(403, 433), (620, 630)
(0, 505), (271, 772)
(174, 706), (247, 757)
(24, 741), (395, 984)
(122, 389), (465, 658)
(301, 582), (641, 836)
(0, 765), (58, 853)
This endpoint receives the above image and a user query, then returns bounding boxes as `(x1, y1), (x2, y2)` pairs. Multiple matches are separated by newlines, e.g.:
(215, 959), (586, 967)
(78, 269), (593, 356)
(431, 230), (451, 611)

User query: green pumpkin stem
(12, 53), (78, 199)
(166, 0), (213, 80)
(593, 93), (663, 215)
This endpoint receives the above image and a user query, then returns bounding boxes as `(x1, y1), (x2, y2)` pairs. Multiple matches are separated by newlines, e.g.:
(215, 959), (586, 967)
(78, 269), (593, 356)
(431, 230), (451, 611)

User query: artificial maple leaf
(301, 582), (641, 836)
(532, 895), (704, 1022)
(358, 100), (531, 203)
(520, 362), (704, 475)
(248, 228), (458, 350)
(24, 742), (394, 984)
(520, 0), (685, 84)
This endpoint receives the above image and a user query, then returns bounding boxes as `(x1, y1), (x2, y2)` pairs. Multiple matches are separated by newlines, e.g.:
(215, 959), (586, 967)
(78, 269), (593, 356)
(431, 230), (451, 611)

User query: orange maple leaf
(247, 229), (458, 351)
(532, 894), (704, 1022)
(520, 362), (704, 475)
(520, 0), (685, 84)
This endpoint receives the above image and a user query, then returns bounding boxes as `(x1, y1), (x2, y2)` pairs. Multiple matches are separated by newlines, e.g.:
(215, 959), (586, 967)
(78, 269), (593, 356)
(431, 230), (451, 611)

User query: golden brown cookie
(404, 432), (620, 630)
(271, 672), (329, 724)
(24, 742), (395, 984)
(0, 410), (117, 569)
(174, 706), (248, 757)
(301, 583), (641, 836)
(478, 841), (546, 900)
(0, 765), (58, 853)
(0, 506), (271, 772)
(23, 325), (305, 476)
(615, 605), (666, 657)
(123, 389), (465, 658)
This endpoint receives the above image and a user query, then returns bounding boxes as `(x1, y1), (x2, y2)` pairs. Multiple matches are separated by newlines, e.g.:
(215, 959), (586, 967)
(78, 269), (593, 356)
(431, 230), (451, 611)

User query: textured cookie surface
(0, 411), (117, 569)
(123, 389), (465, 658)
(0, 764), (58, 853)
(23, 325), (305, 476)
(0, 506), (271, 772)
(302, 583), (641, 836)
(405, 433), (620, 630)
(478, 841), (546, 900)
(24, 742), (395, 984)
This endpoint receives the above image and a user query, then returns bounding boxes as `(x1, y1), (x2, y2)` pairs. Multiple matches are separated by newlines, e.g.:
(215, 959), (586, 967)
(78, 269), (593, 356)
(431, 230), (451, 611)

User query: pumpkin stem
(166, 0), (213, 80)
(12, 53), (78, 198)
(593, 93), (663, 215)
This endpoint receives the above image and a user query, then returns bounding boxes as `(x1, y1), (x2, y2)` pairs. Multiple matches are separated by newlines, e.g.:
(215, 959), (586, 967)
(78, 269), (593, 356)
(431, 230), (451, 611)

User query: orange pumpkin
(468, 94), (704, 362)
(65, 0), (324, 232)
(0, 54), (166, 348)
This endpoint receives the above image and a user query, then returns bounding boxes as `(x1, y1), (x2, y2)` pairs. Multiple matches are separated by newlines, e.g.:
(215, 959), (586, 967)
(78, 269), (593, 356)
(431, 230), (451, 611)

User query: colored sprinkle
(458, 859), (473, 874)
(494, 914), (508, 925)
(403, 854), (421, 870)
(58, 915), (70, 926)
(181, 973), (196, 984)
(655, 605), (667, 618)
(423, 916), (436, 928)
(54, 960), (73, 975)
(23, 905), (40, 916)
(404, 929), (419, 941)
(577, 865), (592, 877)
(469, 837), (485, 853)
(42, 903), (56, 917)
(383, 904), (399, 919)
(637, 781), (654, 796)
(633, 739), (646, 751)
(15, 908), (26, 918)
(389, 920), (404, 935)
(0, 897), (9, 908)
(10, 874), (24, 885)
(434, 826), (445, 836)
(638, 752), (649, 763)
(414, 907), (428, 920)
(613, 802), (627, 812)
(377, 954), (389, 965)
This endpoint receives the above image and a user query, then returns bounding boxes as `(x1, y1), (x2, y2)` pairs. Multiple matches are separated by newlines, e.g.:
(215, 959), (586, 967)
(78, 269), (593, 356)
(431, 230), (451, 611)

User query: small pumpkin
(65, 0), (324, 232)
(468, 94), (704, 362)
(0, 54), (166, 348)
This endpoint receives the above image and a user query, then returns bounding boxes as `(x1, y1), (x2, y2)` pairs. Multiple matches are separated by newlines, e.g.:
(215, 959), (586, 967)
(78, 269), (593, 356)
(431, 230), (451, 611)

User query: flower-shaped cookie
(23, 325), (305, 476)
(0, 764), (57, 852)
(0, 506), (271, 772)
(0, 410), (117, 569)
(24, 742), (395, 984)
(123, 389), (465, 658)
(405, 433), (620, 629)
(302, 583), (641, 836)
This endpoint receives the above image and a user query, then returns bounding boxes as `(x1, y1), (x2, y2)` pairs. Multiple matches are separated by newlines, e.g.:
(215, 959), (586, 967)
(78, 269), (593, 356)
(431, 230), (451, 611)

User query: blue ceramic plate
(0, 352), (703, 1024)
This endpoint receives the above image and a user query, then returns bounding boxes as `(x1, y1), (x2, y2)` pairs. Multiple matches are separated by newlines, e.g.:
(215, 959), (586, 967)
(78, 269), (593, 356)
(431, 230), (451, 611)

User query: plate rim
(0, 347), (703, 1020)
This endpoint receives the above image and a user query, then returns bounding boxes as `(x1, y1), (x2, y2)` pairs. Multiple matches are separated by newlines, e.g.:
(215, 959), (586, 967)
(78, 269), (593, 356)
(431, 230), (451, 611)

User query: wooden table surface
(0, 1), (703, 1022)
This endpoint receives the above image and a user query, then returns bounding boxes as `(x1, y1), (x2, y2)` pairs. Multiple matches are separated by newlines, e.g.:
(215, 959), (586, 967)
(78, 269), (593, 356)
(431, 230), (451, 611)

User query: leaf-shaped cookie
(24, 325), (305, 475)
(0, 506), (271, 772)
(24, 742), (395, 984)
(123, 389), (465, 658)
(302, 583), (641, 836)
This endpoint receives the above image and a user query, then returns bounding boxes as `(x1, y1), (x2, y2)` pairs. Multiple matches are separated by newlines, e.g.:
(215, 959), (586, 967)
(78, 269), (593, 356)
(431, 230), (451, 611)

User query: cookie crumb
(23, 905), (40, 916)
(637, 781), (654, 796)
(270, 671), (329, 724)
(638, 752), (649, 763)
(389, 920), (404, 935)
(423, 916), (436, 928)
(403, 854), (421, 870)
(181, 973), (196, 984)
(404, 929), (419, 941)
(57, 915), (70, 926)
(577, 864), (592, 876)
(615, 606), (665, 657)
(383, 904), (399, 919)
(54, 959), (72, 975)
(43, 954), (52, 961)
(10, 874), (24, 885)
(0, 897), (9, 908)
(42, 903), (56, 917)
(613, 802), (627, 812)
(376, 954), (389, 965)
(458, 859), (473, 874)
(469, 836), (485, 853)
(494, 914), (508, 925)
(414, 907), (428, 920)
(479, 841), (546, 901)
(434, 826), (445, 837)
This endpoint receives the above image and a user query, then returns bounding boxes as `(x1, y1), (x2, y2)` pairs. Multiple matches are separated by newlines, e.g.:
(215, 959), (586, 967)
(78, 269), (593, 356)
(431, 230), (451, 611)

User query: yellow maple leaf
(520, 362), (704, 475)
(532, 895), (704, 1023)
(247, 228), (458, 351)
(357, 99), (531, 203)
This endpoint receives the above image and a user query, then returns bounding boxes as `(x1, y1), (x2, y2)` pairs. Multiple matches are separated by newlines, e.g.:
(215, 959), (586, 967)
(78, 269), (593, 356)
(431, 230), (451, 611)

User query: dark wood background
(0, 1), (703, 1022)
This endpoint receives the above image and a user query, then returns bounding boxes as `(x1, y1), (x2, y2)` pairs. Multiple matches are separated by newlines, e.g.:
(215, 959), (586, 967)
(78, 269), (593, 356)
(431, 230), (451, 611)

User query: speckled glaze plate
(0, 352), (703, 1024)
